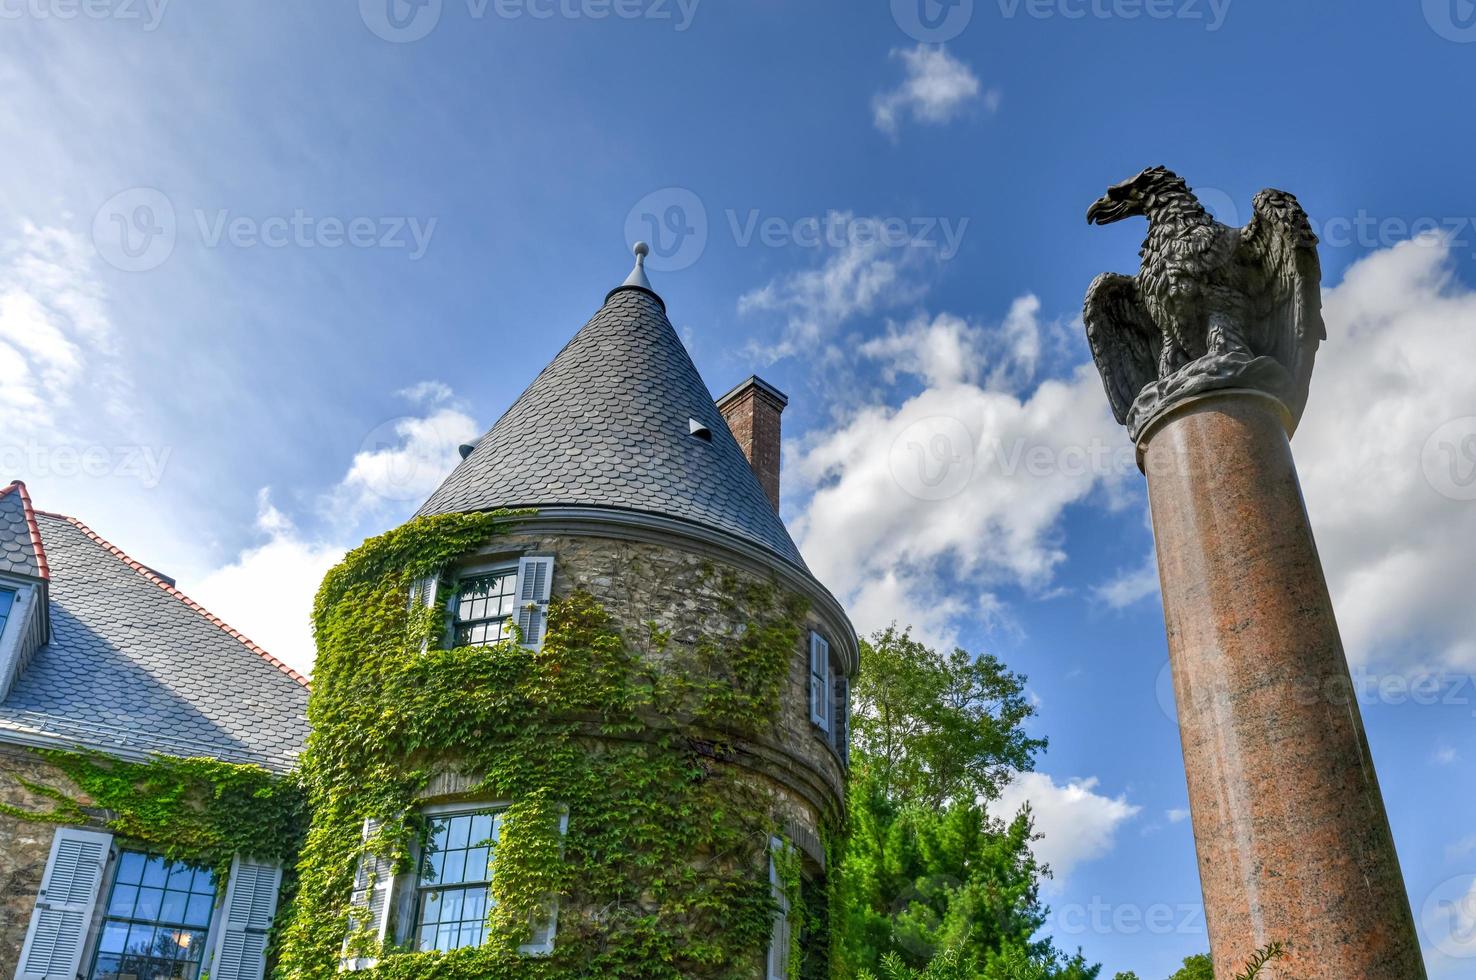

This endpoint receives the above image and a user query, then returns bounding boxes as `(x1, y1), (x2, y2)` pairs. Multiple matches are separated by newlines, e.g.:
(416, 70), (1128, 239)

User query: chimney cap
(716, 375), (788, 410)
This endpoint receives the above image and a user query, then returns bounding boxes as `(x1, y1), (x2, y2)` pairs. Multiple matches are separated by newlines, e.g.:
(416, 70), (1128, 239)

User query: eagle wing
(1083, 272), (1161, 426)
(1241, 189), (1325, 426)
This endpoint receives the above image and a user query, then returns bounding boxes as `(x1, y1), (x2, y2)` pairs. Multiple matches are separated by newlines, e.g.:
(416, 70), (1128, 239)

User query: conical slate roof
(416, 281), (805, 567)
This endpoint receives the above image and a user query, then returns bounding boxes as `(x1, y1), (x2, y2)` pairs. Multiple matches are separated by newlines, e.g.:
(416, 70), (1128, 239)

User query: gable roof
(0, 482), (48, 581)
(416, 284), (806, 567)
(0, 511), (309, 772)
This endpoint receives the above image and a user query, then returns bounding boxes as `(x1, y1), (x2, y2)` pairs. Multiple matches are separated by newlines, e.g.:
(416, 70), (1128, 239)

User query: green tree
(1167, 954), (1214, 980)
(837, 627), (1097, 979)
(851, 626), (1046, 807)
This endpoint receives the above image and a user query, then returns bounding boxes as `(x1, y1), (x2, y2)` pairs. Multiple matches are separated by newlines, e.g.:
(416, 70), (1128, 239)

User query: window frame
(0, 585), (16, 636)
(84, 848), (219, 980)
(394, 801), (566, 957)
(410, 804), (503, 955)
(445, 563), (521, 649)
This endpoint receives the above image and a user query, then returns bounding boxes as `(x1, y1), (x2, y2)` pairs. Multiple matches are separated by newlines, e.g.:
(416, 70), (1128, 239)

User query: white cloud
(0, 221), (126, 432)
(790, 293), (1131, 644)
(873, 45), (993, 139)
(1433, 745), (1460, 766)
(192, 385), (479, 675)
(337, 404), (479, 515)
(1295, 236), (1476, 670)
(1095, 553), (1159, 609)
(987, 772), (1140, 887)
(191, 489), (346, 678)
(1447, 835), (1476, 861)
(1080, 236), (1476, 674)
(858, 300), (1044, 393)
(861, 312), (984, 388)
(397, 380), (454, 405)
(738, 215), (935, 361)
(1166, 807), (1190, 824)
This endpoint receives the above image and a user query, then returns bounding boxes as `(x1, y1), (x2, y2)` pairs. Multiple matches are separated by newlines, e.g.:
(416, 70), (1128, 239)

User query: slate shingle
(0, 484), (44, 579)
(0, 514), (309, 772)
(416, 287), (806, 567)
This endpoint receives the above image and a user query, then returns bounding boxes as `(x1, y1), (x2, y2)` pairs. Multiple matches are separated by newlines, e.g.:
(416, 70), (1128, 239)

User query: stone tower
(291, 247), (856, 979)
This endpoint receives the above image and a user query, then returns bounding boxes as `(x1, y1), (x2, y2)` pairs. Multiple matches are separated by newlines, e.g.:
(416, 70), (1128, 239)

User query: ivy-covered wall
(0, 744), (303, 978)
(276, 512), (846, 980)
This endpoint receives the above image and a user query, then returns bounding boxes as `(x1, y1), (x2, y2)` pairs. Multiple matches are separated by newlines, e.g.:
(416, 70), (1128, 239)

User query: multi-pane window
(452, 570), (518, 647)
(90, 852), (216, 980)
(0, 588), (15, 635)
(414, 810), (501, 953)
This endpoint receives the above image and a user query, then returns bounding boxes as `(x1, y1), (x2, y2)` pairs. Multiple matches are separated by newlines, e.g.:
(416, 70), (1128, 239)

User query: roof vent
(458, 443), (478, 460)
(688, 418), (712, 442)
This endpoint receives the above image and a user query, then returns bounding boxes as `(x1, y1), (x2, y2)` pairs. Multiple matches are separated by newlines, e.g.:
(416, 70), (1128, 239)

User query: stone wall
(457, 527), (849, 856)
(0, 745), (102, 979)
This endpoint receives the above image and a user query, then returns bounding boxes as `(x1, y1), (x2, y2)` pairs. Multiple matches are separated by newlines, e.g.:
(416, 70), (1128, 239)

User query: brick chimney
(716, 376), (788, 512)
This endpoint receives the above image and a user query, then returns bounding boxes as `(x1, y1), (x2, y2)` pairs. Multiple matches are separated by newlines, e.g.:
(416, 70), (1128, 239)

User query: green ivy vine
(274, 510), (831, 980)
(0, 750), (304, 882)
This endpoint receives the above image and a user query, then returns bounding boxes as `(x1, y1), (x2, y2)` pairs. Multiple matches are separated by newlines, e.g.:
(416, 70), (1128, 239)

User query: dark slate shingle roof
(417, 286), (805, 567)
(0, 513), (309, 772)
(0, 483), (45, 579)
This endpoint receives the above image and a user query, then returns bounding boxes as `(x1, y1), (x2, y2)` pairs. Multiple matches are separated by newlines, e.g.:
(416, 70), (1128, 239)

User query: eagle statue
(1083, 167), (1325, 441)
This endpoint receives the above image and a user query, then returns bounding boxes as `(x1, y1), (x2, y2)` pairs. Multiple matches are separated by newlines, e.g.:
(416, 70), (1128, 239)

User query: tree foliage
(850, 626), (1045, 807)
(1166, 954), (1214, 980)
(837, 626), (1096, 979)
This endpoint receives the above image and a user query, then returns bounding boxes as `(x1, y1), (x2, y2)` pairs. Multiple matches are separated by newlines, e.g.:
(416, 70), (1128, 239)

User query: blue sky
(4, 1), (1476, 975)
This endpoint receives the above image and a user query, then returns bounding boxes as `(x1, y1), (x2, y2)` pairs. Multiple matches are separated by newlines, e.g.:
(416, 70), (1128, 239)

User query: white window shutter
(210, 855), (283, 980)
(765, 839), (791, 980)
(340, 819), (397, 972)
(409, 573), (439, 653)
(520, 897), (559, 957)
(408, 574), (438, 611)
(809, 632), (830, 731)
(16, 827), (113, 980)
(515, 556), (555, 650)
(518, 810), (566, 956)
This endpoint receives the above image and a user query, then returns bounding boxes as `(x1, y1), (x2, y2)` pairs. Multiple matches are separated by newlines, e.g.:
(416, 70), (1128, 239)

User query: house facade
(0, 248), (857, 979)
(0, 481), (309, 980)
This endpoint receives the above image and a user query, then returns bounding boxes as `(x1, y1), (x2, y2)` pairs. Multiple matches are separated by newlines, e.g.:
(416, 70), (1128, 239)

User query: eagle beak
(1087, 194), (1132, 225)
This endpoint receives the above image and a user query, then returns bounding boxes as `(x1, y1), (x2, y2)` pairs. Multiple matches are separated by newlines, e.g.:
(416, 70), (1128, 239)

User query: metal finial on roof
(622, 241), (653, 291)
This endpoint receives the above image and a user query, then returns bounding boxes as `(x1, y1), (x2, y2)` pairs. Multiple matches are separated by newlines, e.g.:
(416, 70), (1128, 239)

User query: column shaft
(1141, 392), (1425, 978)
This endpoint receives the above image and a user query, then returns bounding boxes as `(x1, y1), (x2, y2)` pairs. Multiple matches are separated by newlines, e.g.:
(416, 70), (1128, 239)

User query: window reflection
(91, 852), (214, 980)
(415, 810), (500, 952)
